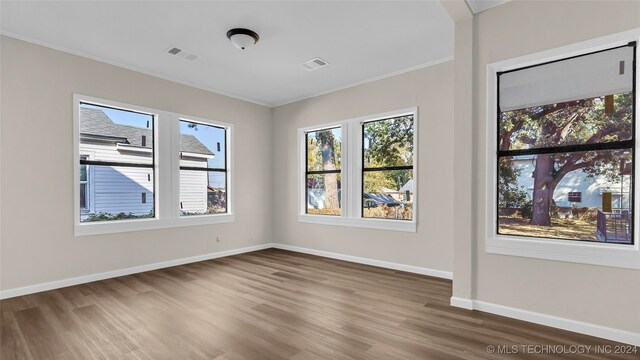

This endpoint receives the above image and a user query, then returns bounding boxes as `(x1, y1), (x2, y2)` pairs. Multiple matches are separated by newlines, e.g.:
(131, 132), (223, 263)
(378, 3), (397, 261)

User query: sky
(81, 103), (227, 189)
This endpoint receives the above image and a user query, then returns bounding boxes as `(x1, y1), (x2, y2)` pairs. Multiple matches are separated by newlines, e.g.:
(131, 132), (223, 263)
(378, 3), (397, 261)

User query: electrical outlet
(216, 237), (220, 243)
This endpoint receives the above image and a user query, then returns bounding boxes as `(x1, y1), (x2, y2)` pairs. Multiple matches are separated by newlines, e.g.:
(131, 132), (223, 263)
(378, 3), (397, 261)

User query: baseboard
(449, 296), (474, 310)
(272, 243), (453, 280)
(0, 243), (274, 300)
(450, 297), (640, 346)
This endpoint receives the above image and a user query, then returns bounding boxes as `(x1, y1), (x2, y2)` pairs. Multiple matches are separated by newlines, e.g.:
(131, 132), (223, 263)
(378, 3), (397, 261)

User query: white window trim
(73, 94), (234, 237)
(485, 29), (640, 269)
(297, 107), (418, 232)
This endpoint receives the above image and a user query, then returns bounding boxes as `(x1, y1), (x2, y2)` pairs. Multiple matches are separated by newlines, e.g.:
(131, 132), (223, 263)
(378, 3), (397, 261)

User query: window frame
(73, 94), (234, 236)
(298, 107), (418, 232)
(304, 125), (343, 216)
(485, 29), (640, 269)
(177, 118), (231, 217)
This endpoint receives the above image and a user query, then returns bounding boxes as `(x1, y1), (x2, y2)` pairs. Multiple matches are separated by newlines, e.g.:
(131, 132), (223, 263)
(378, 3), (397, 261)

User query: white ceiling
(0, 1), (454, 107)
(465, 0), (511, 14)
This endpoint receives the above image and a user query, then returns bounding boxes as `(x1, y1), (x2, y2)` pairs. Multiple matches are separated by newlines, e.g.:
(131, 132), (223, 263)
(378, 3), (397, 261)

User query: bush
(84, 211), (154, 222)
(572, 207), (597, 222)
(520, 200), (532, 219)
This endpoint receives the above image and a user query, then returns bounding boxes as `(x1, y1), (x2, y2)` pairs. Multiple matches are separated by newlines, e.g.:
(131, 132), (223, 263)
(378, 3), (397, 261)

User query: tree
(500, 93), (632, 226)
(364, 116), (414, 193)
(315, 130), (340, 209)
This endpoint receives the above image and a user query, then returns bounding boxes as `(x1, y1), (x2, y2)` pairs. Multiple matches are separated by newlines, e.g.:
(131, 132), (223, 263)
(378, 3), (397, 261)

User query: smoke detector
(302, 57), (329, 71)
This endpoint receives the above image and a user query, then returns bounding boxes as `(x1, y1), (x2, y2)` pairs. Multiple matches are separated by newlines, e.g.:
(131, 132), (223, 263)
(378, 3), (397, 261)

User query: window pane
(180, 170), (227, 216)
(80, 164), (87, 182)
(364, 116), (413, 168)
(307, 128), (341, 172)
(180, 120), (225, 169)
(307, 174), (341, 215)
(498, 46), (634, 151)
(363, 169), (413, 220)
(79, 103), (153, 165)
(80, 165), (154, 222)
(499, 93), (633, 151)
(498, 149), (632, 244)
(80, 184), (87, 209)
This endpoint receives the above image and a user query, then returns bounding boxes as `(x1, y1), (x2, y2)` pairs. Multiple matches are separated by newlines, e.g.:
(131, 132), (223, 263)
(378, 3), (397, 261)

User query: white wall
(272, 61), (455, 273)
(0, 35), (273, 291)
(469, 0), (640, 333)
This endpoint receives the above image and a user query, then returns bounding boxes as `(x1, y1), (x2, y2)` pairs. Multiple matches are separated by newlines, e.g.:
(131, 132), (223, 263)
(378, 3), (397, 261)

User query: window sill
(486, 234), (640, 269)
(297, 214), (416, 232)
(74, 214), (235, 236)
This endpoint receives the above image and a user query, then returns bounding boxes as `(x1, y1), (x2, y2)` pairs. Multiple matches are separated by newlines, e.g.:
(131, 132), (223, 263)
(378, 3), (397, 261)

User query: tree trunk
(318, 132), (339, 209)
(530, 154), (556, 226)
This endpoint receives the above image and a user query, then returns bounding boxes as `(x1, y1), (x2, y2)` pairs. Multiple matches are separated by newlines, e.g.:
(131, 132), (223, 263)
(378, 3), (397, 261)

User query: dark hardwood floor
(1, 249), (636, 359)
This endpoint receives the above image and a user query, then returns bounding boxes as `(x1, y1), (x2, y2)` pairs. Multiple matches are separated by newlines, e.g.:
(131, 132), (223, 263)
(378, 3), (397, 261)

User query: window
(78, 103), (155, 223)
(362, 116), (414, 220)
(74, 95), (234, 236)
(179, 120), (228, 216)
(486, 30), (640, 269)
(497, 44), (635, 245)
(298, 108), (417, 232)
(305, 127), (341, 215)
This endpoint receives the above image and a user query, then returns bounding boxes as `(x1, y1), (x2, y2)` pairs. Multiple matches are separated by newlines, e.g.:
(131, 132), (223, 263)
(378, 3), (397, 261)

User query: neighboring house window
(305, 127), (341, 215)
(78, 103), (155, 222)
(179, 120), (228, 216)
(362, 115), (414, 220)
(74, 95), (235, 236)
(298, 108), (417, 232)
(486, 32), (640, 270)
(80, 155), (89, 210)
(496, 43), (635, 245)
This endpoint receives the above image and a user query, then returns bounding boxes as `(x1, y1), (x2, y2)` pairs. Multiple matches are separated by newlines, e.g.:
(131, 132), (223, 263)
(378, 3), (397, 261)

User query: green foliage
(364, 116), (413, 167)
(498, 159), (531, 209)
(84, 211), (154, 222)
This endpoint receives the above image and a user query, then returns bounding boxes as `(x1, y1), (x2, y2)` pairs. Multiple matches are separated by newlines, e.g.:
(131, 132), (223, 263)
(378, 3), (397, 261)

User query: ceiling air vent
(165, 46), (199, 61)
(302, 57), (329, 71)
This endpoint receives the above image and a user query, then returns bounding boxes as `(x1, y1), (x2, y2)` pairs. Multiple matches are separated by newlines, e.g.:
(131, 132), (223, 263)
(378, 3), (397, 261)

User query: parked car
(363, 193), (400, 208)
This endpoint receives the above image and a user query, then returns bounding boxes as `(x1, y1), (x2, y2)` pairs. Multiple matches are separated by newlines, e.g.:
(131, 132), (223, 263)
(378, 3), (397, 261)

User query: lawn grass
(498, 216), (597, 241)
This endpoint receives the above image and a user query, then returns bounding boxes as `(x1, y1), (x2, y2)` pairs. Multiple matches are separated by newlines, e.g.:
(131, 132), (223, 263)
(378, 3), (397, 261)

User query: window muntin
(79, 103), (155, 222)
(305, 127), (341, 215)
(362, 116), (414, 220)
(179, 120), (227, 216)
(497, 43), (635, 245)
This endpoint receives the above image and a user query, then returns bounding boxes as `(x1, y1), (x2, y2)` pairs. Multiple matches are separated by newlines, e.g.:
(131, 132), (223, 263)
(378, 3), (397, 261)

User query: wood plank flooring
(1, 249), (636, 359)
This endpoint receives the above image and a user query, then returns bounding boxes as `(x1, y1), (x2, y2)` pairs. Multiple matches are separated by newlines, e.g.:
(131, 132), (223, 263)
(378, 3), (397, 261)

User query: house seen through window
(497, 43), (635, 244)
(78, 103), (155, 222)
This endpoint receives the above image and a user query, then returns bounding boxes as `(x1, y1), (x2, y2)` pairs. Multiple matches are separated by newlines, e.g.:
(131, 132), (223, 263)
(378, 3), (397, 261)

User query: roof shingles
(80, 107), (214, 155)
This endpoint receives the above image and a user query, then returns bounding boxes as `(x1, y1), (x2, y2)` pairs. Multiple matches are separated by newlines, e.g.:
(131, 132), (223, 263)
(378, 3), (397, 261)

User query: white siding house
(80, 108), (213, 219)
(512, 156), (632, 210)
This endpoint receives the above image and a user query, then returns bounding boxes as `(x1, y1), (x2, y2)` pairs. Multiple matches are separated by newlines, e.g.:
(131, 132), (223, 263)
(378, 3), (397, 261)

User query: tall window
(362, 116), (414, 220)
(78, 103), (155, 222)
(180, 120), (228, 216)
(299, 108), (417, 232)
(305, 127), (341, 215)
(497, 43), (635, 244)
